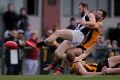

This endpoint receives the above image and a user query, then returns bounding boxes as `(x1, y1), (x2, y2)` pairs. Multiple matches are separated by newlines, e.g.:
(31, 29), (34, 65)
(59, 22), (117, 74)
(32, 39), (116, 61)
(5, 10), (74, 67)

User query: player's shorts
(96, 58), (109, 72)
(71, 30), (84, 47)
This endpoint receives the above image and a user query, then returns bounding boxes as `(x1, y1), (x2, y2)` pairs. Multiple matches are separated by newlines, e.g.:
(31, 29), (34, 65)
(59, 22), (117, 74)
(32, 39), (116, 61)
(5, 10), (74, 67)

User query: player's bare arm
(76, 61), (103, 75)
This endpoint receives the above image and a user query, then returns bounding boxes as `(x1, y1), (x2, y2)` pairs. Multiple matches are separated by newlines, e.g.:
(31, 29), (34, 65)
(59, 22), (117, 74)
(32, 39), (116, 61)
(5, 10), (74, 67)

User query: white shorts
(71, 30), (84, 47)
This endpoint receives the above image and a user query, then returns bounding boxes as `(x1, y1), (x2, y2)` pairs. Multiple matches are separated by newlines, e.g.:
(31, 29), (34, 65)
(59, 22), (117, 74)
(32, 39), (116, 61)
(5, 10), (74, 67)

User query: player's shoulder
(88, 12), (95, 17)
(97, 22), (102, 26)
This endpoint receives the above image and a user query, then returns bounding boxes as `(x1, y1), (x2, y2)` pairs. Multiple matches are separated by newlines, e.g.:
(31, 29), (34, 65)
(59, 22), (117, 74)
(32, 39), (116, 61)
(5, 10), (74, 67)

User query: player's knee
(54, 30), (62, 36)
(67, 49), (80, 57)
(54, 49), (62, 58)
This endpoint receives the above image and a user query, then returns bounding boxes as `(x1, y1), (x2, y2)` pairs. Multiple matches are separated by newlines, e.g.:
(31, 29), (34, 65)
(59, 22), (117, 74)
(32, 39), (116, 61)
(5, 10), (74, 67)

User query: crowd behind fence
(0, 47), (119, 75)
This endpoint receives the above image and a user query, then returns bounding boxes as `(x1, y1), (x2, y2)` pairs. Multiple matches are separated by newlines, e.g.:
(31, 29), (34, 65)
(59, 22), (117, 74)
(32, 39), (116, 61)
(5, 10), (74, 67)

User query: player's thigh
(55, 40), (72, 55)
(55, 29), (73, 41)
(108, 55), (120, 67)
(67, 48), (83, 57)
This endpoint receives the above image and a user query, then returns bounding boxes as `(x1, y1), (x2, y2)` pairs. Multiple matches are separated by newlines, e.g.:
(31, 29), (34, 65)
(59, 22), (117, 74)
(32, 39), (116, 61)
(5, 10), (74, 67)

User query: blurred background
(0, 0), (119, 75)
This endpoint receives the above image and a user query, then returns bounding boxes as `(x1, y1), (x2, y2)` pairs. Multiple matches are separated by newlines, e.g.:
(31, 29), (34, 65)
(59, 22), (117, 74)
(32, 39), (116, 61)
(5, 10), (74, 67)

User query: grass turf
(0, 75), (120, 80)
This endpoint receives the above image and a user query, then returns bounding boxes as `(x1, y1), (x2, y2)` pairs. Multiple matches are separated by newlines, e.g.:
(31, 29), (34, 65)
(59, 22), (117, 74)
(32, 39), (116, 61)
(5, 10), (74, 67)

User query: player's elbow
(89, 22), (96, 29)
(54, 49), (62, 58)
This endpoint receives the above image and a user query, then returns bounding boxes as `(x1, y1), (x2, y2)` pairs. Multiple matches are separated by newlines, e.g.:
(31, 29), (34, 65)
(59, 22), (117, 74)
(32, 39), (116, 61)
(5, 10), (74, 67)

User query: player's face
(79, 5), (84, 16)
(96, 11), (103, 19)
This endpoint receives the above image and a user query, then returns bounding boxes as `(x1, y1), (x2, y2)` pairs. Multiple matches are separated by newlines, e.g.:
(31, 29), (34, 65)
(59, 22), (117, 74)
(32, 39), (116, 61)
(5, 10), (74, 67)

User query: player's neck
(98, 18), (102, 22)
(84, 10), (89, 14)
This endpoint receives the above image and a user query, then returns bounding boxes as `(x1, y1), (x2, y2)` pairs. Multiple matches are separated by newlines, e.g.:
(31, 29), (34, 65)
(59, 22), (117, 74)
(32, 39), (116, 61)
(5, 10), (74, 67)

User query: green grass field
(0, 75), (120, 80)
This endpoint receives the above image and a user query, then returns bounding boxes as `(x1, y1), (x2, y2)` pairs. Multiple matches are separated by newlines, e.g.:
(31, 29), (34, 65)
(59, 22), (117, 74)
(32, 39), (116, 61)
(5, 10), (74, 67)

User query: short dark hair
(20, 7), (26, 12)
(30, 32), (36, 37)
(66, 53), (75, 63)
(98, 9), (107, 20)
(79, 2), (88, 9)
(70, 17), (75, 21)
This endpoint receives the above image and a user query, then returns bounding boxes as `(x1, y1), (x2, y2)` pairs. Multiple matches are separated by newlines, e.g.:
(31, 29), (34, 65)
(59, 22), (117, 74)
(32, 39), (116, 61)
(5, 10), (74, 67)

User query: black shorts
(96, 58), (109, 72)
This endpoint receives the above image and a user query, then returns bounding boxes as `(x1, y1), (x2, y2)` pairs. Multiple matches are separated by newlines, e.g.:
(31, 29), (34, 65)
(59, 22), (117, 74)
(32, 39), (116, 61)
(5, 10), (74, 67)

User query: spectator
(4, 30), (22, 75)
(104, 39), (113, 58)
(45, 29), (53, 39)
(92, 36), (106, 62)
(112, 40), (119, 49)
(111, 40), (119, 56)
(18, 29), (25, 53)
(18, 29), (25, 47)
(96, 36), (106, 47)
(3, 3), (18, 31)
(4, 30), (18, 43)
(66, 17), (77, 30)
(18, 29), (25, 42)
(105, 39), (112, 48)
(52, 24), (60, 32)
(24, 32), (39, 75)
(17, 29), (25, 74)
(114, 23), (120, 47)
(109, 22), (120, 47)
(41, 29), (53, 41)
(105, 40), (119, 58)
(4, 30), (11, 39)
(17, 8), (29, 31)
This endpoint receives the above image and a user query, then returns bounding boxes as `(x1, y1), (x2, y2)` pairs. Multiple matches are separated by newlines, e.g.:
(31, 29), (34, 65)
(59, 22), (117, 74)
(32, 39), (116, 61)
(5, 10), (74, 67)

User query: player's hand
(79, 19), (86, 25)
(101, 66), (107, 75)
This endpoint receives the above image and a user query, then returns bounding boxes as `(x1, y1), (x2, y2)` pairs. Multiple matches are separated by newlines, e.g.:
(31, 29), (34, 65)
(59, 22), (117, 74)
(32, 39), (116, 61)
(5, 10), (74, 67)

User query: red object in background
(5, 41), (18, 49)
(26, 40), (36, 48)
(25, 39), (39, 60)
